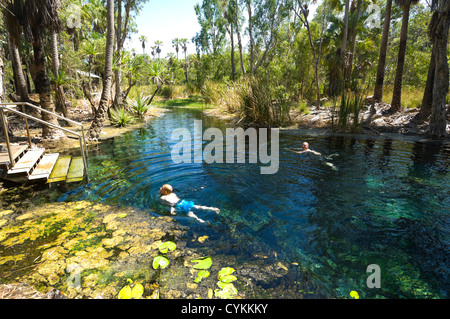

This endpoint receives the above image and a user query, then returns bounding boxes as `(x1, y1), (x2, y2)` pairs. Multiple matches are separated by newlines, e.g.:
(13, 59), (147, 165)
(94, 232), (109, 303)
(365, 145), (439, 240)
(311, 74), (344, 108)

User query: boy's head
(159, 184), (173, 195)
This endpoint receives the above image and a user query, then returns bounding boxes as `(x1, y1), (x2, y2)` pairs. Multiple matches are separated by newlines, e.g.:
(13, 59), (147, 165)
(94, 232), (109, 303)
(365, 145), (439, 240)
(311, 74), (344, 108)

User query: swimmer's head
(159, 184), (173, 195)
(302, 142), (309, 151)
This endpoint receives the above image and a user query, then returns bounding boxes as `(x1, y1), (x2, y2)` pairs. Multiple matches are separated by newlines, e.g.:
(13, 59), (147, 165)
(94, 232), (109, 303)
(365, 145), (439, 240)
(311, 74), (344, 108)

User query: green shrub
(110, 107), (135, 127)
(127, 94), (152, 120)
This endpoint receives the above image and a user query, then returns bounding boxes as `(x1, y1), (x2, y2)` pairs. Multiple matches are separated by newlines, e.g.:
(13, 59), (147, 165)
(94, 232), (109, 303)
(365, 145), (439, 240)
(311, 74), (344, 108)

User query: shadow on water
(3, 106), (448, 298)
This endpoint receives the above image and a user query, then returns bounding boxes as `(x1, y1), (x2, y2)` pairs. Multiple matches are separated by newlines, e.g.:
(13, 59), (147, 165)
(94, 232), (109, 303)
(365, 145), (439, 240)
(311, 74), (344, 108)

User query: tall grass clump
(200, 77), (292, 127)
(331, 88), (366, 132)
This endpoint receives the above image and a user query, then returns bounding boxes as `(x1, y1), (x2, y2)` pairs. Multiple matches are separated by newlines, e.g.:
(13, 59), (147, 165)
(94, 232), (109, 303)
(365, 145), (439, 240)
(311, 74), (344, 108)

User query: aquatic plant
(118, 278), (144, 299)
(152, 255), (170, 270)
(350, 290), (360, 299)
(214, 267), (238, 299)
(191, 256), (212, 270)
(158, 241), (176, 254)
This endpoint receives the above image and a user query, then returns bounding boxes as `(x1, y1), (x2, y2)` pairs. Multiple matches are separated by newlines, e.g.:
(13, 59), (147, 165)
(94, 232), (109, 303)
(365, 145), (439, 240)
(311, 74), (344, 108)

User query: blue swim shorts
(176, 200), (195, 213)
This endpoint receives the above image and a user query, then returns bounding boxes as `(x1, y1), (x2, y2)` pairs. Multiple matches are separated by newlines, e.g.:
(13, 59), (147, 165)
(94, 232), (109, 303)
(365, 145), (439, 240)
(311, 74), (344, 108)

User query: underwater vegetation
(0, 200), (310, 299)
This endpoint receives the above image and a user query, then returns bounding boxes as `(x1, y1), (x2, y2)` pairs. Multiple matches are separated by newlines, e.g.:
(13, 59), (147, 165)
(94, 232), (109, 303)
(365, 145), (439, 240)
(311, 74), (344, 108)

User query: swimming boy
(158, 184), (220, 223)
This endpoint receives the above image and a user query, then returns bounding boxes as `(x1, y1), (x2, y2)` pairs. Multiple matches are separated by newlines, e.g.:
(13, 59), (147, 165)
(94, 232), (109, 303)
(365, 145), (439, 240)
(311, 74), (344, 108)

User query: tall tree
(154, 40), (163, 60)
(48, 0), (69, 119)
(373, 0), (393, 102)
(341, 0), (350, 84)
(388, 0), (419, 114)
(427, 0), (450, 138)
(88, 0), (115, 140)
(139, 35), (147, 55)
(3, 0), (31, 105)
(294, 1), (321, 109)
(181, 38), (189, 84)
(233, 0), (246, 76)
(23, 0), (65, 139)
(172, 38), (181, 60)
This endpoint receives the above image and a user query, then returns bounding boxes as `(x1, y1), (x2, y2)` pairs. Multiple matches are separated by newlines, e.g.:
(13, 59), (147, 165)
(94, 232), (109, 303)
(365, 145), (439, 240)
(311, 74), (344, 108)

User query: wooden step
(66, 157), (85, 183)
(47, 156), (72, 183)
(28, 153), (60, 181)
(0, 144), (28, 166)
(7, 148), (44, 175)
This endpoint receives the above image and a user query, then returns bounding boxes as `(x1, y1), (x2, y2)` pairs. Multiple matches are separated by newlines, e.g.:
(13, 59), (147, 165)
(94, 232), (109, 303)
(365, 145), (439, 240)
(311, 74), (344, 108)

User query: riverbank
(156, 95), (449, 139)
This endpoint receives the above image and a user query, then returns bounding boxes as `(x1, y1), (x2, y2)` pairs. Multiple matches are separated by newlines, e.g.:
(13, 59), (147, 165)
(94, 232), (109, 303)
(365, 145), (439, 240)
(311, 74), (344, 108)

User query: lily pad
(158, 241), (177, 254)
(214, 282), (238, 299)
(131, 283), (144, 299)
(191, 256), (212, 270)
(218, 267), (237, 283)
(350, 291), (360, 299)
(153, 255), (170, 269)
(118, 285), (132, 299)
(194, 270), (210, 283)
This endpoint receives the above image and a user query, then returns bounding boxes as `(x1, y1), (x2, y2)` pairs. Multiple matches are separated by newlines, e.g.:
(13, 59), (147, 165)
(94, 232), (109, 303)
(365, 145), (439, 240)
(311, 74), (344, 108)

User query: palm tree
(180, 38), (189, 84)
(427, 0), (450, 138)
(151, 46), (156, 60)
(2, 0), (30, 105)
(88, 0), (115, 140)
(172, 38), (181, 60)
(23, 0), (65, 139)
(373, 0), (393, 103)
(388, 0), (420, 114)
(139, 35), (147, 55)
(147, 61), (165, 105)
(154, 40), (163, 60)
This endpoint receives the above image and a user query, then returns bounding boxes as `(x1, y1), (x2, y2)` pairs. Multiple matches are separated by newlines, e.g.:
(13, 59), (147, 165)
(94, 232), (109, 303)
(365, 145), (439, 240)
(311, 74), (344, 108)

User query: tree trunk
(427, 6), (449, 139)
(415, 46), (436, 121)
(7, 35), (29, 104)
(88, 0), (115, 140)
(114, 0), (123, 108)
(247, 0), (254, 75)
(235, 8), (246, 77)
(31, 29), (63, 139)
(302, 9), (320, 109)
(50, 30), (69, 119)
(230, 24), (236, 80)
(345, 0), (362, 87)
(341, 0), (350, 85)
(373, 0), (393, 102)
(389, 2), (411, 114)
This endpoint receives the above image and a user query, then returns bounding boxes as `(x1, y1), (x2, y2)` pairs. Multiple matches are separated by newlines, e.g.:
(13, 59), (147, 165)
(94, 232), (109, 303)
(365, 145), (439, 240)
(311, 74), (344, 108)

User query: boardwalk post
(0, 107), (14, 169)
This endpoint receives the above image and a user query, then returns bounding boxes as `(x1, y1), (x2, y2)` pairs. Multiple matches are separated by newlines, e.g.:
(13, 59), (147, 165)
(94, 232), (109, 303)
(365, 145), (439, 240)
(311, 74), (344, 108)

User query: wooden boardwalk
(0, 144), (85, 184)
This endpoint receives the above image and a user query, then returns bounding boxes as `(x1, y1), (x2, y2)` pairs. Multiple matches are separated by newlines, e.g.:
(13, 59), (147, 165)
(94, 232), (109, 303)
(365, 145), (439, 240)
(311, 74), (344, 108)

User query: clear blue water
(60, 107), (450, 299)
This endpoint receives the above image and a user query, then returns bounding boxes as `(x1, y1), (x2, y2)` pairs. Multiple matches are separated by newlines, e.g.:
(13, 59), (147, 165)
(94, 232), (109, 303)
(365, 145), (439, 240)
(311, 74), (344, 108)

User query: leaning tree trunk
(32, 28), (63, 139)
(373, 0), (392, 102)
(88, 0), (115, 140)
(389, 2), (411, 114)
(427, 6), (449, 139)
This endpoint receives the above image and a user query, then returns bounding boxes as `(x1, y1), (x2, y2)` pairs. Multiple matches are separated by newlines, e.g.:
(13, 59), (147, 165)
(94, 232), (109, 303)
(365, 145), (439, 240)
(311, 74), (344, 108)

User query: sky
(124, 0), (201, 58)
(124, 0), (322, 58)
